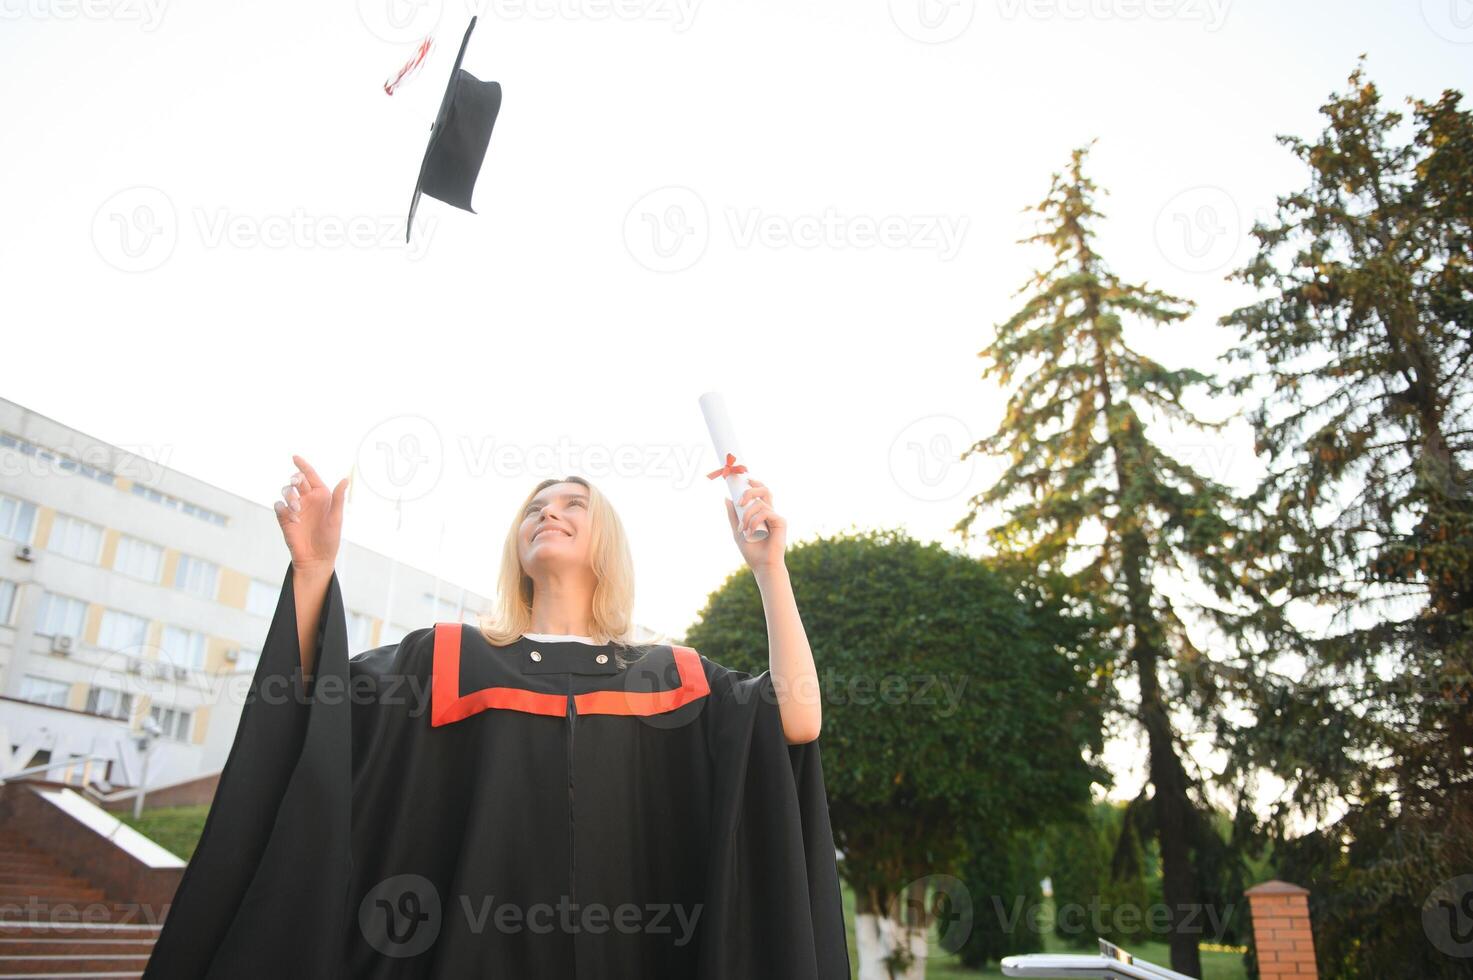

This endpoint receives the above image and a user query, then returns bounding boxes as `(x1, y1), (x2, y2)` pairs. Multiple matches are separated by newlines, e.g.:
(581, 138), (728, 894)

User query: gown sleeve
(695, 654), (851, 980)
(142, 561), (365, 980)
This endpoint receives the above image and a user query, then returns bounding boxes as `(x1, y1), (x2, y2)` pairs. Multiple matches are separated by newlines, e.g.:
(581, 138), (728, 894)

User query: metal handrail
(0, 753), (114, 785)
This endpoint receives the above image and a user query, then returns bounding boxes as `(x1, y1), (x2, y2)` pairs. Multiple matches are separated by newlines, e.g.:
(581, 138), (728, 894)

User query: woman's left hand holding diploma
(725, 478), (787, 573)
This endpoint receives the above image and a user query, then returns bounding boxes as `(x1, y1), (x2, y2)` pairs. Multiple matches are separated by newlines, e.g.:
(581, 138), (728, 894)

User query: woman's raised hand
(274, 454), (349, 576)
(725, 477), (787, 573)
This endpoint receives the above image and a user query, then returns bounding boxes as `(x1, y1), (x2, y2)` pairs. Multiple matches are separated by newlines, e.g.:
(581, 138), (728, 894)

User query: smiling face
(518, 481), (593, 575)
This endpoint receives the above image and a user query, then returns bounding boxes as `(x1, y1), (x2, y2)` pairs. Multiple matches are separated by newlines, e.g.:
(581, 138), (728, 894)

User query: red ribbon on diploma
(706, 453), (747, 480)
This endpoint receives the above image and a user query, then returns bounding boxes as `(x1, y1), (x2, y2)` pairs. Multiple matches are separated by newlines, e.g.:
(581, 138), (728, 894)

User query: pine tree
(1217, 62), (1473, 977)
(957, 142), (1261, 976)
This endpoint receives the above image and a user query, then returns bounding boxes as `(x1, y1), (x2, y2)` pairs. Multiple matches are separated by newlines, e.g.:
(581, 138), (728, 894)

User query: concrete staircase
(0, 828), (160, 978)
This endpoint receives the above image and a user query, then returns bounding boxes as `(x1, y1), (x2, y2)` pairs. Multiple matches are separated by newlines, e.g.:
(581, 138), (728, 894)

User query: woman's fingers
(739, 483), (771, 507)
(330, 477), (349, 522)
(293, 454), (326, 490)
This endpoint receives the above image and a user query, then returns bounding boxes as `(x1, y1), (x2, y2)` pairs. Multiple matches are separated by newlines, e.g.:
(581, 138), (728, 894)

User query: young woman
(142, 455), (849, 979)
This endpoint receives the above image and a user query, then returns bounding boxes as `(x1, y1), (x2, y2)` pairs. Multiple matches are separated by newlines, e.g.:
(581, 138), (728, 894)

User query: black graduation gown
(140, 562), (850, 979)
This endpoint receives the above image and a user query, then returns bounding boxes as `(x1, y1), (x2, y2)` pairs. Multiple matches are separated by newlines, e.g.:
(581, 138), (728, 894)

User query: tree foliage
(1216, 61), (1473, 979)
(682, 527), (1108, 940)
(957, 826), (1045, 968)
(956, 142), (1269, 976)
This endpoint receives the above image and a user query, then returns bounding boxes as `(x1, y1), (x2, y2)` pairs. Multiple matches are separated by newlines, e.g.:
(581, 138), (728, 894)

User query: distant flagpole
(382, 492), (403, 641)
(341, 460), (357, 579)
(430, 516), (446, 625)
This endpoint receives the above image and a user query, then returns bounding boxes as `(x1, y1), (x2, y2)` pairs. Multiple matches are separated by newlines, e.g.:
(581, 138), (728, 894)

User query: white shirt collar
(522, 631), (599, 645)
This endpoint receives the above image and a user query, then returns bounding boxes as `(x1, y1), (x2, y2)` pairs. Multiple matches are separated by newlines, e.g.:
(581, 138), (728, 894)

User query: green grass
(117, 806), (1246, 978)
(837, 881), (1247, 980)
(115, 804), (209, 862)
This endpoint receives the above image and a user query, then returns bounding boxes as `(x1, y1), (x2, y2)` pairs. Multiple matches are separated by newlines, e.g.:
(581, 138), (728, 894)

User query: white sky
(4, 0), (1470, 807)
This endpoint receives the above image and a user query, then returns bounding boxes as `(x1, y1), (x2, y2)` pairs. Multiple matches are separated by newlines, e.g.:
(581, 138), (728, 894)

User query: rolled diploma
(698, 391), (769, 542)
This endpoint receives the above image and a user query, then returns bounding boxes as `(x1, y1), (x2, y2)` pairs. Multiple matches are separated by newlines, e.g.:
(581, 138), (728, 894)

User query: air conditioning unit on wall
(50, 634), (73, 655)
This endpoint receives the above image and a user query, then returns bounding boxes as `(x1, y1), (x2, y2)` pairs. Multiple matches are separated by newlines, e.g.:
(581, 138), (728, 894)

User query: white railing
(0, 753), (139, 807)
(1001, 940), (1198, 980)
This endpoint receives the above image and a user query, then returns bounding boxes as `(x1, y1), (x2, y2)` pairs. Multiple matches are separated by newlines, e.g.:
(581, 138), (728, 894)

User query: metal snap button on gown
(530, 650), (542, 661)
(595, 654), (608, 664)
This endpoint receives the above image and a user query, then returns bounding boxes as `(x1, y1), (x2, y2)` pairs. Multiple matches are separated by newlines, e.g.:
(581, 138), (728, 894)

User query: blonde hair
(477, 476), (641, 665)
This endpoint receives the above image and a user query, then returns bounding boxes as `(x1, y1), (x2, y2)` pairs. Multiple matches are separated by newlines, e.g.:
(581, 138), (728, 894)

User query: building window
(114, 535), (164, 583)
(246, 578), (277, 617)
(0, 494), (38, 545)
(19, 674), (69, 707)
(0, 434), (117, 487)
(160, 625), (207, 672)
(233, 647), (261, 673)
(85, 685), (134, 721)
(173, 555), (219, 600)
(347, 610), (375, 651)
(128, 482), (228, 527)
(98, 609), (150, 654)
(0, 579), (16, 626)
(430, 594), (480, 625)
(47, 514), (104, 564)
(149, 704), (194, 741)
(35, 591), (87, 639)
(380, 622), (413, 646)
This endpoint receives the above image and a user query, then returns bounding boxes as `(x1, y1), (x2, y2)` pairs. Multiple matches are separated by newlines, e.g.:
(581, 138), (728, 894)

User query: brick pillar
(1245, 880), (1318, 979)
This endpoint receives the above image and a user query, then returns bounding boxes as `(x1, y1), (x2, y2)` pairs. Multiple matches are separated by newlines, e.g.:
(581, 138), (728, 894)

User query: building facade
(0, 397), (501, 795)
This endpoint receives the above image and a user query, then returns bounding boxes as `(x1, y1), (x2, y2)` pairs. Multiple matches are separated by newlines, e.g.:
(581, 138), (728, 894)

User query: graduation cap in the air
(406, 16), (502, 242)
